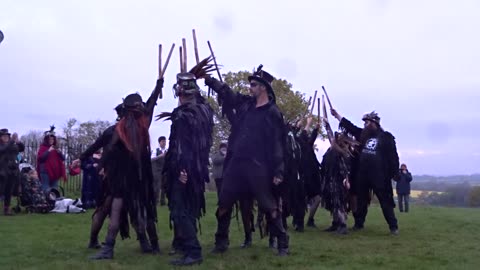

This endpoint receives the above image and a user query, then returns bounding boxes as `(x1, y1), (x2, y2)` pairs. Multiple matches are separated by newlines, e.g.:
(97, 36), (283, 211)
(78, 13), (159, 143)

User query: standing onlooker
(36, 127), (66, 192)
(394, 164), (413, 213)
(11, 132), (25, 163)
(155, 136), (168, 156)
(212, 142), (227, 199)
(152, 136), (167, 206)
(0, 128), (20, 215)
(81, 150), (102, 209)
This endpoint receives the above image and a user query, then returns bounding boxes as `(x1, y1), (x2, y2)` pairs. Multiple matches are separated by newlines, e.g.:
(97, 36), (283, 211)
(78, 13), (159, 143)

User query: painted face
(249, 80), (265, 98)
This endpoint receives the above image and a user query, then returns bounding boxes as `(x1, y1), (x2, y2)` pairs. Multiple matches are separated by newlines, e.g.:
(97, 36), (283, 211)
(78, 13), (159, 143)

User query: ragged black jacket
(205, 77), (285, 180)
(339, 117), (399, 184)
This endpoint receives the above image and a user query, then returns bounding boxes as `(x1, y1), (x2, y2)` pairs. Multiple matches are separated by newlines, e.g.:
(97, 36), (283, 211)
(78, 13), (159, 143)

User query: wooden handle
(182, 38), (187, 72)
(193, 29), (200, 64)
(158, 44), (162, 78)
(160, 43), (175, 78)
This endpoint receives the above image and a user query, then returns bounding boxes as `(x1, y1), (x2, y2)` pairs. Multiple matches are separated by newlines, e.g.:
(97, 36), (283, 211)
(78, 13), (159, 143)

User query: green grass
(1, 192), (480, 270)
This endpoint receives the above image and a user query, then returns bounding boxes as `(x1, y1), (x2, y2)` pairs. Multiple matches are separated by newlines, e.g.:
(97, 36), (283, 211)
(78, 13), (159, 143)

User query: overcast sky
(1, 0), (479, 175)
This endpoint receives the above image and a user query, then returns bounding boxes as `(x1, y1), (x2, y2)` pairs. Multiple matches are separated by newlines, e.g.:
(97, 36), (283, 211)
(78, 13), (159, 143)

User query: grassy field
(1, 192), (479, 270)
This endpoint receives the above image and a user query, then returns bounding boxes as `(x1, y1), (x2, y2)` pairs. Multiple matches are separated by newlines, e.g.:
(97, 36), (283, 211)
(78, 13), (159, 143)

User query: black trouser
(214, 178), (223, 202)
(215, 159), (288, 250)
(398, 193), (409, 212)
(216, 177), (254, 242)
(354, 185), (398, 230)
(0, 173), (17, 210)
(169, 180), (202, 259)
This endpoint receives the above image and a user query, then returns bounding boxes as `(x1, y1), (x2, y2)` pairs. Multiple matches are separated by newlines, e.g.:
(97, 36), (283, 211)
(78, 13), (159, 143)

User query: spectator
(394, 164), (413, 212)
(0, 128), (20, 216)
(81, 150), (102, 209)
(211, 142), (227, 199)
(156, 136), (168, 156)
(36, 126), (66, 192)
(152, 136), (167, 206)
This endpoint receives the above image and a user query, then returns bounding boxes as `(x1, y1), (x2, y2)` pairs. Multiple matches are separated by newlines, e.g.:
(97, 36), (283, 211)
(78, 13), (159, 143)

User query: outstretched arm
(79, 126), (115, 161)
(204, 76), (250, 116)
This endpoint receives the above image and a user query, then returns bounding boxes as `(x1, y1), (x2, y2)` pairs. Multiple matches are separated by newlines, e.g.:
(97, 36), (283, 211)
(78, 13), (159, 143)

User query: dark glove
(204, 76), (221, 89)
(156, 78), (165, 89)
(205, 76), (218, 88)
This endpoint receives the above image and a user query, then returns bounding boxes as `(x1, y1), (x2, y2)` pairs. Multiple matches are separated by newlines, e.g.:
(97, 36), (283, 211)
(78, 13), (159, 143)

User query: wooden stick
(160, 43), (175, 78)
(317, 97), (321, 125)
(310, 90), (318, 114)
(179, 46), (183, 73)
(322, 95), (334, 144)
(322, 95), (328, 122)
(182, 38), (187, 72)
(192, 29), (200, 64)
(207, 40), (223, 82)
(158, 44), (162, 78)
(322, 86), (334, 109)
(307, 96), (312, 112)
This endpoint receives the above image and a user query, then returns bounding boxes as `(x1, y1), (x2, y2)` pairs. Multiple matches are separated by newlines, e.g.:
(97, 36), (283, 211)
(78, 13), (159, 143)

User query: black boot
(87, 237), (101, 249)
(211, 209), (230, 254)
(170, 255), (203, 266)
(138, 235), (153, 253)
(269, 236), (276, 249)
(336, 224), (348, 235)
(240, 233), (252, 249)
(90, 239), (114, 260)
(306, 217), (316, 228)
(269, 215), (289, 256)
(150, 239), (160, 254)
(324, 221), (338, 232)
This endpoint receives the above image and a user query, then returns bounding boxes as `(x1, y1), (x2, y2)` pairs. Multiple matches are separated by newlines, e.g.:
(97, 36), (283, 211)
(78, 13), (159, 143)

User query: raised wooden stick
(160, 43), (175, 78)
(322, 95), (334, 144)
(322, 86), (334, 109)
(182, 38), (187, 72)
(310, 90), (318, 114)
(179, 46), (184, 73)
(192, 29), (200, 64)
(207, 40), (223, 82)
(306, 96), (312, 113)
(317, 97), (321, 126)
(158, 44), (162, 78)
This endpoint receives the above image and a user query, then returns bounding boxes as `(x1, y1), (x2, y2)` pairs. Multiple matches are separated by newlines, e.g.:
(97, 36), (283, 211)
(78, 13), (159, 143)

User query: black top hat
(248, 65), (275, 100)
(0, 128), (10, 136)
(174, 72), (200, 97)
(122, 93), (145, 111)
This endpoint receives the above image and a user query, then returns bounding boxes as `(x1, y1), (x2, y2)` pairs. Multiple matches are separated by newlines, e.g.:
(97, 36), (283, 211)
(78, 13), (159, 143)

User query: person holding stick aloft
(88, 43), (173, 260)
(330, 108), (400, 235)
(157, 56), (215, 266)
(205, 65), (289, 257)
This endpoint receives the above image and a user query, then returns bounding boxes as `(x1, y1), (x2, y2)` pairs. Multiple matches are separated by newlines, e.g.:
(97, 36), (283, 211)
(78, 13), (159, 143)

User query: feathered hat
(173, 56), (215, 98)
(362, 111), (381, 126)
(44, 125), (56, 137)
(248, 65), (276, 101)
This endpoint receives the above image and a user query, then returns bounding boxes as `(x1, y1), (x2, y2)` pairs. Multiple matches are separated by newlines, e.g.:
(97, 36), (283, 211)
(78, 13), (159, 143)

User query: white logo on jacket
(363, 138), (378, 155)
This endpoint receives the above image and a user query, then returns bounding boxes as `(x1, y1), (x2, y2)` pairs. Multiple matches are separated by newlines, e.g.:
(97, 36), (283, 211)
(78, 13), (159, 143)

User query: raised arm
(204, 76), (250, 118)
(145, 78), (165, 126)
